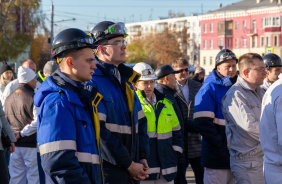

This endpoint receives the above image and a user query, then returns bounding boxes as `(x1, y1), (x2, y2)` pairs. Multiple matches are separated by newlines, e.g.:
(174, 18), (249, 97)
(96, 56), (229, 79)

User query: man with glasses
(261, 53), (282, 92)
(172, 57), (203, 184)
(222, 53), (266, 184)
(88, 21), (149, 184)
(193, 49), (238, 184)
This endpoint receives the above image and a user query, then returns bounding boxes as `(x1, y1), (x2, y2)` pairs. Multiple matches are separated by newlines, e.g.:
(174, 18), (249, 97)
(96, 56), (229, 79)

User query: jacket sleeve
(193, 85), (224, 148)
(38, 97), (91, 184)
(274, 97), (282, 146)
(222, 91), (260, 141)
(171, 107), (184, 157)
(21, 105), (38, 137)
(137, 103), (150, 160)
(0, 102), (16, 143)
(97, 102), (133, 169)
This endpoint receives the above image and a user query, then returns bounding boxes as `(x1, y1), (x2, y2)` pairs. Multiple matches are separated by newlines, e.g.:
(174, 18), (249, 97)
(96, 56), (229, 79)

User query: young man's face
(267, 66), (282, 83)
(101, 36), (126, 66)
(217, 59), (237, 78)
(72, 48), (96, 82)
(135, 80), (155, 99)
(246, 59), (267, 87)
(174, 65), (189, 82)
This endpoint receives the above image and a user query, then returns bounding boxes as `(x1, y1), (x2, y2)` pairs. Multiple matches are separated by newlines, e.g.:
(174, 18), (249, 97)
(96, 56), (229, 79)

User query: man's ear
(97, 45), (104, 54)
(164, 76), (169, 84)
(242, 68), (249, 78)
(65, 57), (73, 68)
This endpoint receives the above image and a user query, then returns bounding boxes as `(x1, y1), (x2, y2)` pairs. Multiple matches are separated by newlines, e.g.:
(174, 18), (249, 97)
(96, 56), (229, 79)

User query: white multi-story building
(125, 15), (201, 67)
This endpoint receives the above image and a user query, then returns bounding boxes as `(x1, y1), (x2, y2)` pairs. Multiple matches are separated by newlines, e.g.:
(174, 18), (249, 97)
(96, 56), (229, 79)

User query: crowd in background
(1, 20), (282, 184)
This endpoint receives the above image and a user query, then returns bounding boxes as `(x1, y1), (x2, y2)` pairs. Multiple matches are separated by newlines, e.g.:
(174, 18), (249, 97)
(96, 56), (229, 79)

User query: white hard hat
(133, 62), (157, 81)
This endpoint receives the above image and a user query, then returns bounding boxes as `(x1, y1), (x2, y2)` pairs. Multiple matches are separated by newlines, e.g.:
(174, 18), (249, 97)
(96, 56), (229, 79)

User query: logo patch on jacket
(15, 90), (22, 93)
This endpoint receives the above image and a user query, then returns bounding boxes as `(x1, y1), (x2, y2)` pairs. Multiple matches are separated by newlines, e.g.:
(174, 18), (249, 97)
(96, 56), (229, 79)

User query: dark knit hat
(0, 62), (13, 76)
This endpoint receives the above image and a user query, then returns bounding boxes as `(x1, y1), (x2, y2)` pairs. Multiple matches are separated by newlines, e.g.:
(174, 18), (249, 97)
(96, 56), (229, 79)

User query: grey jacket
(222, 76), (265, 159)
(0, 101), (16, 150)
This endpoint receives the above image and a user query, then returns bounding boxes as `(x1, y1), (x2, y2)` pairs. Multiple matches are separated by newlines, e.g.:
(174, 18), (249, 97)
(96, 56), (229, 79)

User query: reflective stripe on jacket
(34, 75), (103, 184)
(193, 69), (234, 169)
(136, 89), (183, 182)
(88, 62), (149, 183)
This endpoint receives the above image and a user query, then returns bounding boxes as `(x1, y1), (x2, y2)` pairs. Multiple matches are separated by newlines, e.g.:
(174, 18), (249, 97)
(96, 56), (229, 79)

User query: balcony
(264, 27), (281, 32)
(218, 30), (233, 37)
(246, 29), (257, 36)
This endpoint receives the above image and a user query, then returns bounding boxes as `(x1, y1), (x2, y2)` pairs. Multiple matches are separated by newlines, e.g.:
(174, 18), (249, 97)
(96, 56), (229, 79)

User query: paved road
(186, 166), (196, 184)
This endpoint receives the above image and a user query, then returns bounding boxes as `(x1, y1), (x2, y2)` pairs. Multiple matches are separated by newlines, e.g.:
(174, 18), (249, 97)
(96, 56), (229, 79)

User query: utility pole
(50, 0), (54, 59)
(20, 0), (22, 33)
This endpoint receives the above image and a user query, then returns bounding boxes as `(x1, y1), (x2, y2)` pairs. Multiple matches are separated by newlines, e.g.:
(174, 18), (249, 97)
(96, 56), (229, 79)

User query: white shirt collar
(146, 93), (157, 107)
(176, 79), (188, 87)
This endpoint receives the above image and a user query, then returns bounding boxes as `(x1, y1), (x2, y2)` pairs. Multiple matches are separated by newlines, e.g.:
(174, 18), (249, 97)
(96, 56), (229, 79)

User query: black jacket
(156, 83), (185, 163)
(175, 79), (202, 159)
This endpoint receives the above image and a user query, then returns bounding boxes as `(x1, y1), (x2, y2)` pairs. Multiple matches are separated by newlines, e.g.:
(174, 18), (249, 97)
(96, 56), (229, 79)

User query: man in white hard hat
(133, 62), (183, 184)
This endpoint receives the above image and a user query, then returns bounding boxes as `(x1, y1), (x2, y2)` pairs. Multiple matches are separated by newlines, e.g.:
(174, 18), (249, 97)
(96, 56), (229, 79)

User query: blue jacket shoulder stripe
(39, 140), (76, 155)
(194, 111), (215, 119)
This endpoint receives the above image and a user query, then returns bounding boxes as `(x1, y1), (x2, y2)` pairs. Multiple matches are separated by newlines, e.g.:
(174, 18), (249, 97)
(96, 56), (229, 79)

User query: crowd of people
(0, 20), (282, 184)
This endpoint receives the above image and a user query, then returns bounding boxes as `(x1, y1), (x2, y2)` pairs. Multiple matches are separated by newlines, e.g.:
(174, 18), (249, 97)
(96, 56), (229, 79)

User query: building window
(204, 24), (207, 33)
(251, 37), (257, 48)
(274, 35), (279, 47)
(243, 20), (247, 32)
(219, 39), (223, 47)
(210, 40), (213, 49)
(203, 57), (206, 65)
(210, 23), (213, 33)
(264, 16), (280, 28)
(261, 37), (264, 47)
(235, 21), (238, 30)
(210, 56), (213, 66)
(204, 40), (207, 49)
(235, 38), (238, 48)
(227, 39), (230, 48)
(266, 36), (270, 46)
(252, 20), (256, 33)
(243, 38), (247, 47)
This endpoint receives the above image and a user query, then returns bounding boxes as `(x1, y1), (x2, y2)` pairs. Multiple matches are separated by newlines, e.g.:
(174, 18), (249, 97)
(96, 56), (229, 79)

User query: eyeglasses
(103, 40), (127, 47)
(142, 68), (154, 76)
(248, 67), (267, 72)
(179, 68), (189, 73)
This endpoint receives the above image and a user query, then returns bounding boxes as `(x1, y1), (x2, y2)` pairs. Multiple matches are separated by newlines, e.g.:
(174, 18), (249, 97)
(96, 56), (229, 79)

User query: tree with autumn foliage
(0, 0), (46, 61)
(126, 28), (186, 68)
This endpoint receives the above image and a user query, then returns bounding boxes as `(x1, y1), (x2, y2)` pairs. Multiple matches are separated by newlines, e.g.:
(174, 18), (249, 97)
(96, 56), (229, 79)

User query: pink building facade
(200, 0), (282, 74)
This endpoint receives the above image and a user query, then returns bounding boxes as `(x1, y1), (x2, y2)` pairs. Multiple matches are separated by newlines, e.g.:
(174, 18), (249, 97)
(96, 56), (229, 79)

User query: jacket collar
(204, 69), (234, 87)
(18, 83), (34, 92)
(156, 83), (176, 95)
(139, 88), (165, 103)
(94, 60), (141, 85)
(236, 76), (261, 92)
